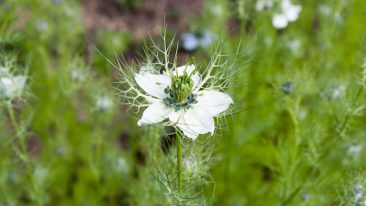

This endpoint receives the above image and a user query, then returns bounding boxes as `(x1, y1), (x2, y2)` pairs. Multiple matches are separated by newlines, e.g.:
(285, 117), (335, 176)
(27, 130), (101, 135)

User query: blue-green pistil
(163, 72), (198, 111)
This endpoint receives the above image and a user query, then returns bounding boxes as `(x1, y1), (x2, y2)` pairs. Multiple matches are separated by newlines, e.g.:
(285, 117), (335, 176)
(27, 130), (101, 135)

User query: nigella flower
(282, 81), (295, 95)
(256, 0), (274, 11)
(353, 184), (365, 206)
(69, 67), (85, 82)
(180, 31), (217, 52)
(272, 0), (302, 29)
(287, 38), (302, 56)
(52, 0), (61, 5)
(318, 4), (332, 16)
(135, 64), (233, 140)
(345, 143), (362, 160)
(0, 67), (26, 100)
(183, 155), (198, 174)
(95, 95), (114, 112)
(35, 19), (48, 31)
(116, 157), (129, 173)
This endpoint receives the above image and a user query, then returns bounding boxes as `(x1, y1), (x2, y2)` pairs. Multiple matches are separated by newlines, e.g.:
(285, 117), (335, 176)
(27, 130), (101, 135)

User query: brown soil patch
(82, 0), (204, 39)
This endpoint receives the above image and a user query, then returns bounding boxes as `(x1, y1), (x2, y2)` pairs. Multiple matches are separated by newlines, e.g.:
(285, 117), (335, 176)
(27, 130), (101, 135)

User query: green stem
(176, 133), (182, 193)
(7, 102), (28, 162)
(338, 86), (363, 135)
(7, 102), (19, 133)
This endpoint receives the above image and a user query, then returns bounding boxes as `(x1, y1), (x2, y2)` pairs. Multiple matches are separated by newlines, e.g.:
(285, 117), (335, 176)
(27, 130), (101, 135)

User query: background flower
(272, 0), (302, 29)
(0, 67), (26, 100)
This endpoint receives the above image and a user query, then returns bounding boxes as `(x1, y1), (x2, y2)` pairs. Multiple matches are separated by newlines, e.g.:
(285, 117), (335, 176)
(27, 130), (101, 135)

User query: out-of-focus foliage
(0, 0), (366, 205)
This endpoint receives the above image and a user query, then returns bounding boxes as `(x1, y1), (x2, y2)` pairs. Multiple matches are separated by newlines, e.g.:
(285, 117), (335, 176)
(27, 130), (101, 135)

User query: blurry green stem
(338, 86), (363, 135)
(7, 102), (27, 157)
(7, 102), (19, 133)
(176, 133), (182, 193)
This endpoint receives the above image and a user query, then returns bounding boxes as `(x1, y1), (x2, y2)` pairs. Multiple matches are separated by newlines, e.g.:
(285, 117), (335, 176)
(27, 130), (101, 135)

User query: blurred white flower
(302, 193), (310, 201)
(264, 36), (273, 48)
(272, 0), (302, 29)
(35, 19), (48, 31)
(69, 68), (85, 82)
(52, 0), (61, 4)
(55, 145), (65, 155)
(34, 166), (49, 186)
(287, 38), (302, 56)
(297, 108), (307, 121)
(334, 12), (344, 25)
(180, 31), (217, 51)
(331, 84), (345, 100)
(353, 184), (365, 205)
(318, 4), (332, 16)
(95, 95), (114, 112)
(0, 67), (26, 100)
(116, 157), (128, 173)
(183, 155), (198, 174)
(282, 81), (295, 95)
(345, 143), (362, 160)
(181, 33), (199, 51)
(135, 64), (233, 140)
(64, 7), (75, 17)
(199, 31), (217, 48)
(210, 4), (224, 16)
(7, 172), (17, 184)
(256, 0), (274, 11)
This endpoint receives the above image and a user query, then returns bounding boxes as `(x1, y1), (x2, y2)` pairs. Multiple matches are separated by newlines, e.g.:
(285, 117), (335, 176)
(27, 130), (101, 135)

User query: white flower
(69, 68), (85, 82)
(272, 0), (302, 29)
(95, 95), (114, 112)
(287, 38), (302, 55)
(180, 31), (217, 51)
(0, 67), (26, 100)
(345, 143), (362, 160)
(331, 84), (345, 100)
(183, 155), (198, 174)
(353, 184), (365, 205)
(116, 158), (129, 173)
(35, 19), (48, 31)
(181, 33), (199, 51)
(318, 4), (332, 16)
(256, 0), (274, 11)
(199, 31), (217, 48)
(135, 65), (233, 140)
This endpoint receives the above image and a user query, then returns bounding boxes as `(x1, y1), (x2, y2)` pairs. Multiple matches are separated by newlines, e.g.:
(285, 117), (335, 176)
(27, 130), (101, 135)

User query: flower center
(170, 72), (194, 103)
(163, 72), (198, 111)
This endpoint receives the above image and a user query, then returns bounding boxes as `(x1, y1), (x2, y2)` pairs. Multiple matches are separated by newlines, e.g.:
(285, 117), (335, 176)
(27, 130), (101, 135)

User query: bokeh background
(1, 0), (366, 205)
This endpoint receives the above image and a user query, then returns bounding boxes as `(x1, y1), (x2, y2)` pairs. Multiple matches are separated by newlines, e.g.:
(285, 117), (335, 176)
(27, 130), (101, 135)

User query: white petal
(135, 72), (171, 99)
(169, 107), (215, 140)
(196, 90), (233, 116)
(185, 107), (215, 135)
(174, 64), (201, 91)
(169, 110), (199, 139)
(137, 101), (172, 126)
(0, 77), (13, 98)
(272, 13), (288, 29)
